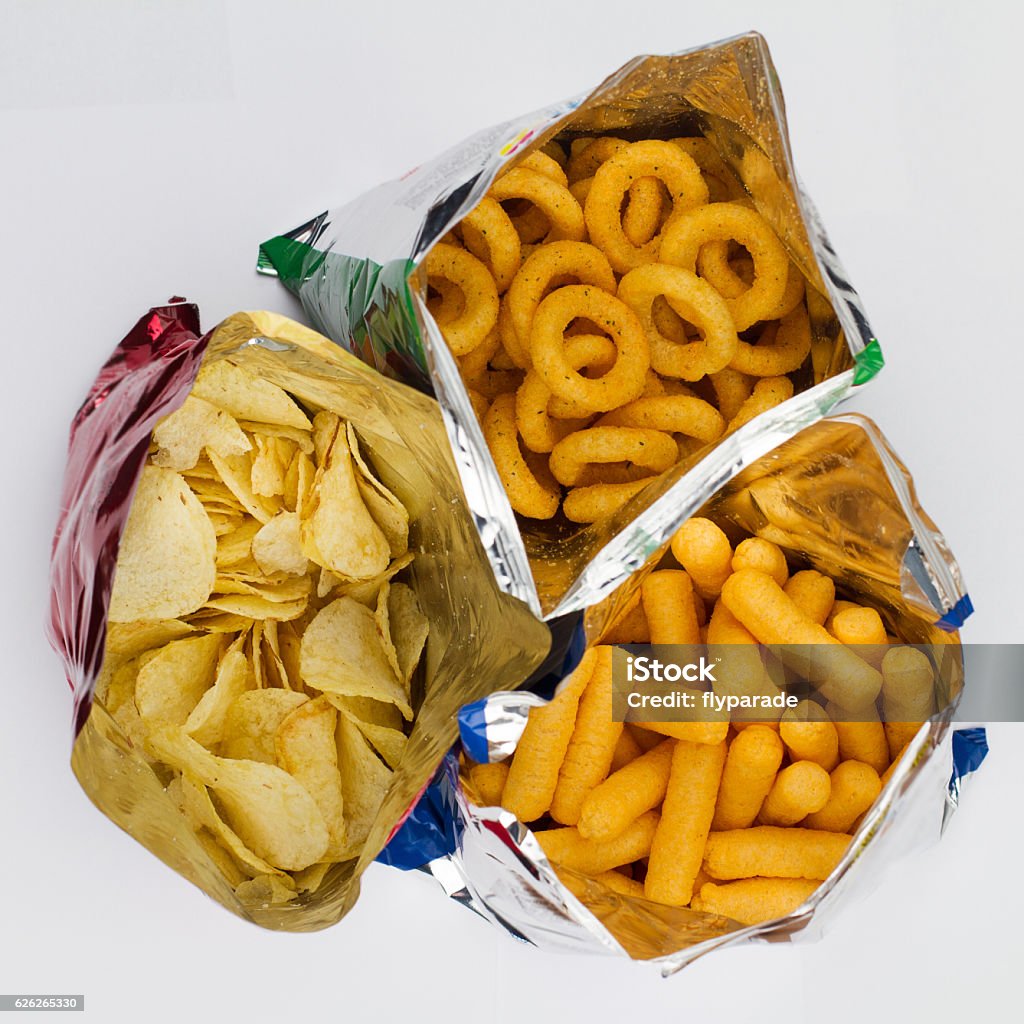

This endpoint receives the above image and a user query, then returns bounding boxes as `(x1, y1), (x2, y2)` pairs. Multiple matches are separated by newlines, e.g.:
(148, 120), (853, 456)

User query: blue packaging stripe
(375, 753), (462, 870)
(938, 593), (975, 631)
(950, 727), (989, 781)
(458, 699), (493, 765)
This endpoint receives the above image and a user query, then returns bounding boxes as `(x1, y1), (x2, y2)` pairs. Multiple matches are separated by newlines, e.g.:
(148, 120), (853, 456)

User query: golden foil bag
(442, 414), (980, 971)
(48, 303), (549, 930)
(258, 33), (885, 620)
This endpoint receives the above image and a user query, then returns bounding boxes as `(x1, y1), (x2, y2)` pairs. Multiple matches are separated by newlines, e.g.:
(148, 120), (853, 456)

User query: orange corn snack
(468, 760), (510, 807)
(537, 810), (660, 873)
(712, 725), (784, 830)
(783, 570), (835, 625)
(779, 701), (840, 771)
(641, 569), (701, 645)
(694, 877), (819, 925)
(804, 760), (881, 833)
(501, 647), (599, 822)
(645, 739), (727, 905)
(758, 760), (831, 826)
(704, 826), (852, 881)
(550, 646), (623, 824)
(579, 739), (675, 841)
(670, 517), (733, 599)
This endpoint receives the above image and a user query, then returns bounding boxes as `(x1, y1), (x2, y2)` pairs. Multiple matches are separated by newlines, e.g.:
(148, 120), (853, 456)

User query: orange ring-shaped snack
(584, 141), (709, 273)
(727, 376), (794, 431)
(496, 294), (531, 371)
(459, 325), (524, 399)
(622, 177), (669, 247)
(563, 478), (656, 523)
(596, 395), (725, 444)
(460, 197), (522, 293)
(710, 367), (754, 422)
(617, 263), (738, 380)
(530, 285), (650, 412)
(425, 243), (499, 356)
(515, 334), (612, 453)
(660, 203), (788, 330)
(698, 249), (805, 322)
(489, 168), (585, 243)
(539, 140), (567, 168)
(467, 388), (489, 423)
(566, 137), (628, 183)
(427, 276), (465, 325)
(549, 426), (678, 487)
(518, 150), (569, 187)
(507, 242), (616, 365)
(729, 304), (812, 377)
(483, 393), (560, 519)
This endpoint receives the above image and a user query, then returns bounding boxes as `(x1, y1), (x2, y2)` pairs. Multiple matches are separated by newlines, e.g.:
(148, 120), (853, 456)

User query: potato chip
(374, 583), (401, 681)
(326, 694), (408, 770)
(336, 714), (392, 857)
(221, 689), (310, 763)
(345, 423), (410, 558)
(387, 582), (430, 688)
(195, 828), (249, 888)
(191, 358), (312, 430)
(235, 874), (297, 907)
(300, 428), (389, 580)
(135, 633), (222, 730)
(102, 619), (195, 670)
(207, 450), (280, 524)
(251, 436), (293, 498)
(275, 696), (347, 857)
(207, 511), (247, 536)
(252, 512), (308, 577)
(185, 610), (255, 633)
(180, 774), (284, 878)
(108, 465), (217, 622)
(203, 594), (308, 621)
(152, 729), (329, 871)
(213, 574), (312, 603)
(324, 551), (414, 605)
(102, 653), (156, 756)
(151, 394), (252, 472)
(312, 410), (340, 466)
(292, 860), (332, 895)
(185, 644), (252, 747)
(215, 519), (262, 568)
(300, 597), (413, 719)
(277, 622), (303, 689)
(239, 421), (314, 454)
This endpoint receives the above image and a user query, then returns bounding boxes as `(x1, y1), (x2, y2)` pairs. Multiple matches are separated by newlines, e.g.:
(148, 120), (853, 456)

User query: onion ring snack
(424, 243), (499, 356)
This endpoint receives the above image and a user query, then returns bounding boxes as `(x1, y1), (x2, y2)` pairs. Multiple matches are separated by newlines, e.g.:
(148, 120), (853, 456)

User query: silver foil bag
(436, 414), (979, 973)
(258, 33), (885, 620)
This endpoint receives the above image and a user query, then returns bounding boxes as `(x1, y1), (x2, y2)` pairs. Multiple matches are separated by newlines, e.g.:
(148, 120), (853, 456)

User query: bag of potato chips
(258, 32), (886, 623)
(423, 415), (985, 971)
(47, 300), (549, 929)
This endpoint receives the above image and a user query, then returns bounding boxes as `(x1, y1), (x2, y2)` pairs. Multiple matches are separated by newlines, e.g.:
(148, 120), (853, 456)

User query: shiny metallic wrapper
(443, 414), (982, 972)
(258, 33), (886, 621)
(48, 304), (549, 931)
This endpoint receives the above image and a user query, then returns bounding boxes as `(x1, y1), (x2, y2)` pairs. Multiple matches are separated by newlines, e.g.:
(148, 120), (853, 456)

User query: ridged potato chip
(300, 597), (413, 720)
(185, 640), (252, 747)
(252, 512), (308, 577)
(135, 634), (222, 730)
(152, 394), (251, 472)
(336, 715), (392, 857)
(108, 466), (217, 622)
(221, 689), (310, 763)
(191, 359), (312, 431)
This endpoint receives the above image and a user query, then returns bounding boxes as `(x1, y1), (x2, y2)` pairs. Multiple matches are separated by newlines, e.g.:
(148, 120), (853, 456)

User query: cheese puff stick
(670, 517), (733, 599)
(645, 739), (727, 906)
(693, 878), (819, 925)
(721, 570), (883, 710)
(830, 716), (889, 776)
(579, 739), (675, 841)
(758, 760), (832, 826)
(501, 647), (600, 822)
(468, 761), (510, 807)
(783, 570), (835, 626)
(780, 700), (840, 771)
(825, 599), (861, 633)
(550, 646), (623, 825)
(641, 569), (701, 645)
(882, 646), (936, 760)
(804, 760), (882, 833)
(537, 810), (660, 874)
(731, 538), (789, 588)
(634, 719), (730, 745)
(830, 606), (888, 667)
(712, 725), (784, 830)
(706, 599), (785, 723)
(630, 724), (664, 751)
(704, 826), (852, 881)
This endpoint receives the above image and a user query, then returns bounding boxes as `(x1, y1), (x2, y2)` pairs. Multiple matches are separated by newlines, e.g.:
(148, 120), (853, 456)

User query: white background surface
(2, 1), (1022, 1021)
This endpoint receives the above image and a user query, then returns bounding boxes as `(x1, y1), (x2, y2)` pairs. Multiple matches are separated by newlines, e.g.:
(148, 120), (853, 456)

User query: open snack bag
(434, 415), (985, 972)
(47, 300), (549, 929)
(258, 33), (885, 620)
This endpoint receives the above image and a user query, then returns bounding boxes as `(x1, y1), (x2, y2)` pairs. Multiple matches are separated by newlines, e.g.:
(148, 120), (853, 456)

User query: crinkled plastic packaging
(46, 301), (549, 930)
(258, 33), (885, 620)
(435, 414), (985, 972)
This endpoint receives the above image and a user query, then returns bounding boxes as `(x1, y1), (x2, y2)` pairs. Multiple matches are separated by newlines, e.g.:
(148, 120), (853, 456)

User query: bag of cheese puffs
(436, 414), (984, 972)
(258, 32), (885, 622)
(47, 300), (549, 929)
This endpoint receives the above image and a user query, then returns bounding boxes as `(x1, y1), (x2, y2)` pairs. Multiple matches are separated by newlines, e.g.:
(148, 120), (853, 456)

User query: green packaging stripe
(853, 338), (885, 385)
(258, 235), (428, 389)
